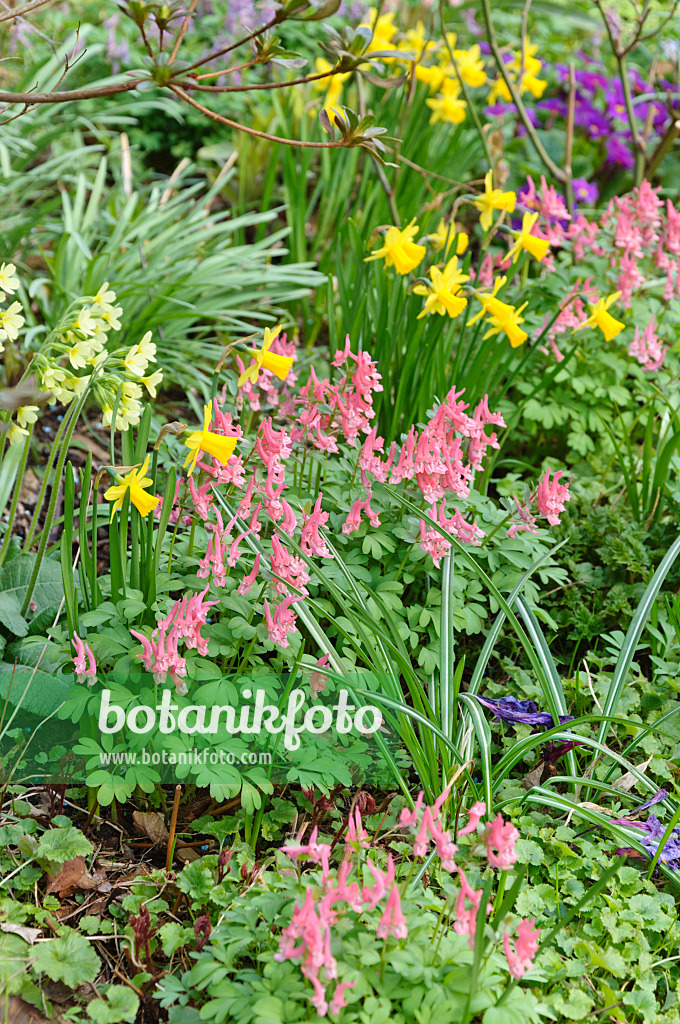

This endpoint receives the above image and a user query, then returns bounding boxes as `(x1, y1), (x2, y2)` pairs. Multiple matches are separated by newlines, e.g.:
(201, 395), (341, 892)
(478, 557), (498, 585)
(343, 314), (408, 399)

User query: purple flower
(473, 694), (574, 729)
(537, 97), (569, 119)
(606, 134), (635, 170)
(574, 103), (612, 139)
(572, 178), (599, 205)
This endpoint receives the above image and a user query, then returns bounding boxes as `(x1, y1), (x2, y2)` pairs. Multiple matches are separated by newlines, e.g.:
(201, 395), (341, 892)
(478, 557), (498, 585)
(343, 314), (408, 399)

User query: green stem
(478, 0), (566, 182)
(0, 427), (33, 568)
(24, 402), (79, 550)
(21, 393), (88, 615)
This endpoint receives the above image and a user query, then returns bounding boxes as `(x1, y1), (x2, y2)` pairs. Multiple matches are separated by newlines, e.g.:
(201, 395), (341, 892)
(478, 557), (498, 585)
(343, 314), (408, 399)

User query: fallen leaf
(46, 856), (110, 895)
(176, 846), (200, 864)
(5, 996), (50, 1024)
(132, 810), (169, 845)
(0, 922), (42, 944)
(612, 755), (653, 793)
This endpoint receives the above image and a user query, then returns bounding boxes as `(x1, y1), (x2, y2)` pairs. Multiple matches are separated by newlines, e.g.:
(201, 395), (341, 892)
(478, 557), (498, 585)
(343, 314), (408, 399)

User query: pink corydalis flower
(238, 552), (261, 596)
(376, 883), (408, 940)
(458, 800), (487, 836)
(503, 918), (540, 978)
(329, 980), (356, 1014)
(629, 318), (668, 372)
(310, 654), (329, 695)
(280, 825), (332, 879)
(485, 812), (520, 869)
(454, 867), (491, 949)
(345, 808), (370, 850)
(301, 493), (332, 558)
(535, 468), (570, 526)
(71, 632), (96, 685)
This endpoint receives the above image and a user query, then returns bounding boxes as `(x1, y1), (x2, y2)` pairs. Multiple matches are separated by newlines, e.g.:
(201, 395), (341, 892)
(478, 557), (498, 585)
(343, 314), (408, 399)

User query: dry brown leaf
(612, 755), (653, 793)
(176, 846), (200, 864)
(0, 922), (42, 945)
(132, 810), (169, 845)
(5, 996), (50, 1024)
(46, 857), (110, 895)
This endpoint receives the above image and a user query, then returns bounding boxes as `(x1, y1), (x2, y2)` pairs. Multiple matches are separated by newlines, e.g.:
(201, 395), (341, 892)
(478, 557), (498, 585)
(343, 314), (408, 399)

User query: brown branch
(0, 80), (141, 104)
(169, 0), (199, 63)
(195, 60), (256, 81)
(0, 0), (54, 22)
(180, 67), (341, 93)
(168, 83), (344, 147)
(179, 14), (281, 74)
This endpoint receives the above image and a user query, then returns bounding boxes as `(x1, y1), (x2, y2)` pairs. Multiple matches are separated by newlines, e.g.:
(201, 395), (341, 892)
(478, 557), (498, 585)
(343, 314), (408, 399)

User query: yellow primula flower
(0, 301), (25, 342)
(141, 369), (164, 398)
(184, 403), (239, 475)
(452, 45), (486, 87)
(430, 219), (469, 257)
(414, 257), (469, 319)
(104, 454), (159, 521)
(92, 281), (116, 308)
(17, 405), (39, 429)
(574, 291), (625, 342)
(506, 212), (550, 264)
(238, 326), (293, 388)
(7, 423), (28, 446)
(125, 331), (157, 376)
(482, 301), (529, 348)
(426, 77), (467, 125)
(365, 219), (426, 276)
(0, 262), (20, 301)
(474, 170), (516, 232)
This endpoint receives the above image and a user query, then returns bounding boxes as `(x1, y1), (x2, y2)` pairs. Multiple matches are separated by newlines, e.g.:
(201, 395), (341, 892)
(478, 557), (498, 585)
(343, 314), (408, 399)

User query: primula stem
(0, 427), (33, 569)
(24, 401), (79, 550)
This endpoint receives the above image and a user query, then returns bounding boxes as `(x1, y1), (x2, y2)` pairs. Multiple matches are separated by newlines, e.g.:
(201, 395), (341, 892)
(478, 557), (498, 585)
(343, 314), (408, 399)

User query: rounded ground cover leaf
(32, 930), (100, 988)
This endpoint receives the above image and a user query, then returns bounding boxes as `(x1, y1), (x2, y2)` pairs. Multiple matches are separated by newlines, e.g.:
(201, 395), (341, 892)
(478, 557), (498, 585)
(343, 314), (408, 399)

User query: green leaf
(0, 553), (64, 615)
(87, 984), (140, 1024)
(0, 593), (28, 637)
(0, 658), (73, 716)
(35, 825), (93, 866)
(33, 930), (100, 988)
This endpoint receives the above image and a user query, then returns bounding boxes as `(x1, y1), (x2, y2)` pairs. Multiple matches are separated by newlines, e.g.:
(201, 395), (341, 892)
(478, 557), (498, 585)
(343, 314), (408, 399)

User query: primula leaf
(0, 593), (28, 637)
(32, 929), (100, 988)
(87, 984), (140, 1023)
(0, 658), (73, 716)
(35, 825), (93, 866)
(0, 553), (64, 615)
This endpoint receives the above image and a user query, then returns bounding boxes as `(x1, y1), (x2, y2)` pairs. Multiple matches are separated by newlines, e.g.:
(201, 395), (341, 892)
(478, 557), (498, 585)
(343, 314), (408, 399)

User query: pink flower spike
(71, 632), (97, 685)
(458, 801), (487, 836)
(237, 552), (261, 596)
(535, 468), (570, 526)
(485, 813), (520, 869)
(329, 980), (356, 1015)
(400, 791), (424, 827)
(376, 883), (408, 941)
(503, 918), (540, 979)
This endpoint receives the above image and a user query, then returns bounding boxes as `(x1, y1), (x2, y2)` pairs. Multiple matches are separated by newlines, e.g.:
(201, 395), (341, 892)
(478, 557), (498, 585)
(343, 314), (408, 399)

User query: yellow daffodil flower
(482, 301), (529, 348)
(238, 326), (293, 388)
(430, 219), (469, 256)
(414, 257), (469, 319)
(183, 404), (239, 475)
(506, 212), (550, 264)
(359, 9), (396, 54)
(574, 291), (625, 342)
(315, 58), (351, 115)
(453, 45), (486, 87)
(415, 62), (449, 92)
(104, 455), (159, 521)
(426, 77), (467, 125)
(364, 219), (426, 275)
(468, 277), (512, 324)
(488, 42), (546, 103)
(474, 171), (516, 232)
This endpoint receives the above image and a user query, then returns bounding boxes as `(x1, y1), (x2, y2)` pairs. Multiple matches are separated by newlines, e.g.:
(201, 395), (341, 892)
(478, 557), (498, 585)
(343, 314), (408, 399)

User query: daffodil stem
(478, 0), (566, 183)
(21, 392), (88, 616)
(439, 1), (491, 167)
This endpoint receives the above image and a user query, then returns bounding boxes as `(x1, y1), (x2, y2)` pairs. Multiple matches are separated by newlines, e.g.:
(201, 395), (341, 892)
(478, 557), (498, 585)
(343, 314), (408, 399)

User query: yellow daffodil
(415, 62), (449, 92)
(474, 171), (516, 232)
(0, 301), (24, 343)
(364, 219), (426, 275)
(506, 212), (550, 264)
(414, 257), (469, 319)
(315, 58), (351, 115)
(426, 77), (467, 125)
(482, 301), (529, 348)
(403, 22), (437, 60)
(430, 219), (469, 256)
(574, 291), (625, 342)
(104, 455), (159, 521)
(452, 45), (486, 87)
(359, 9), (396, 54)
(238, 326), (293, 388)
(0, 262), (20, 300)
(488, 42), (546, 103)
(468, 276), (510, 324)
(183, 404), (239, 475)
